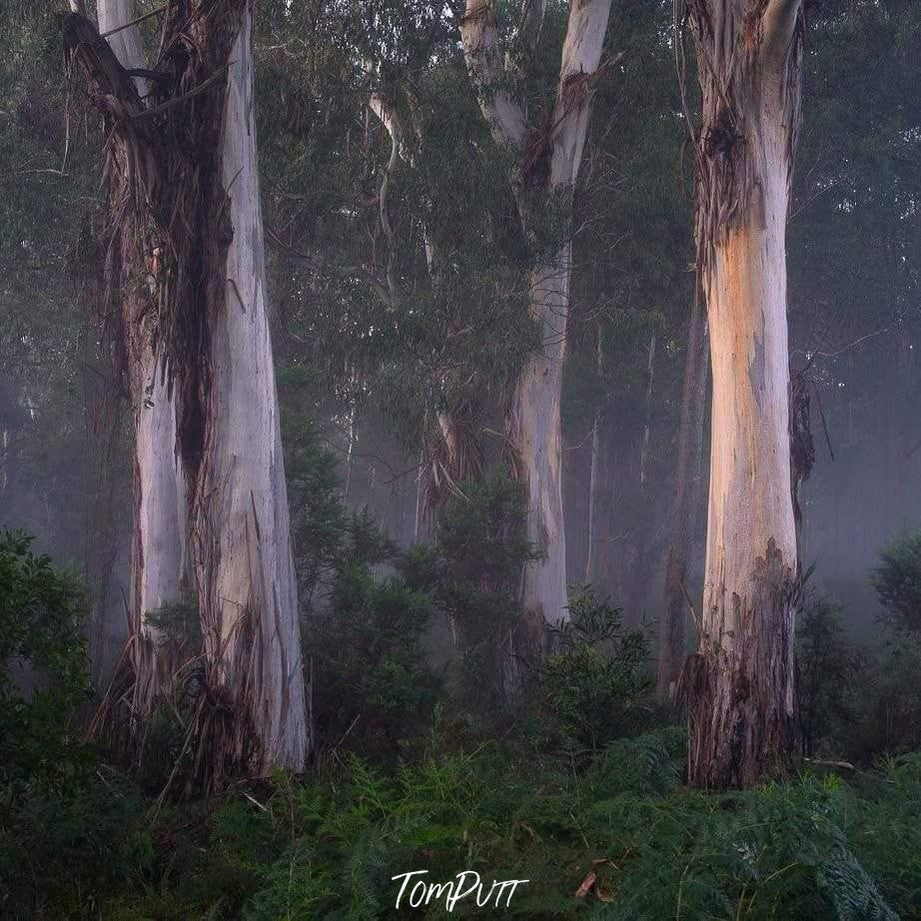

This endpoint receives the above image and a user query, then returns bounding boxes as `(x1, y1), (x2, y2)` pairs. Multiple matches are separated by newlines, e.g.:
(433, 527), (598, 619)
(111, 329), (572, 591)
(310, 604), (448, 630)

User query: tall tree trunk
(65, 1), (309, 786)
(502, 247), (571, 693)
(188, 7), (308, 781)
(585, 325), (616, 595)
(511, 247), (570, 625)
(639, 333), (657, 488)
(658, 287), (708, 699)
(97, 0), (188, 725)
(684, 0), (804, 789)
(461, 0), (613, 686)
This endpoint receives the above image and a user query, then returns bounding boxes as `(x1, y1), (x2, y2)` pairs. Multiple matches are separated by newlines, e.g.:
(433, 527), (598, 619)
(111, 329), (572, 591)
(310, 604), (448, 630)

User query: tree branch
(548, 0), (614, 187)
(458, 0), (527, 151)
(368, 93), (402, 300)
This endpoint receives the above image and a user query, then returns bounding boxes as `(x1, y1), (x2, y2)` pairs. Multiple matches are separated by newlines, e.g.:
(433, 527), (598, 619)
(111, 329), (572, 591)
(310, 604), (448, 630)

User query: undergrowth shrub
(871, 528), (921, 631)
(401, 471), (537, 714)
(3, 521), (920, 919)
(77, 725), (916, 921)
(540, 586), (655, 755)
(0, 529), (92, 788)
(0, 767), (152, 920)
(310, 511), (441, 760)
(797, 592), (863, 756)
(845, 631), (921, 760)
(0, 531), (152, 919)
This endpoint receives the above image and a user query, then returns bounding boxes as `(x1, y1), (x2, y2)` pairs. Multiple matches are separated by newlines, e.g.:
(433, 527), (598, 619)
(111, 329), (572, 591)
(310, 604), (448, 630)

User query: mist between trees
(2, 1), (921, 918)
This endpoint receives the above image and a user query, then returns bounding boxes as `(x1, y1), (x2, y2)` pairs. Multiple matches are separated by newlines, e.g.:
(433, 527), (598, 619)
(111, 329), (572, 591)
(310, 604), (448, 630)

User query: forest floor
(5, 724), (920, 920)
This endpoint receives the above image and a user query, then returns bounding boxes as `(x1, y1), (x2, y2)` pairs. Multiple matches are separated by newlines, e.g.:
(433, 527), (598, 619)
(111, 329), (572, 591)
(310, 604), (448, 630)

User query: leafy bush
(0, 529), (92, 788)
(540, 586), (655, 754)
(797, 592), (863, 756)
(401, 471), (538, 713)
(845, 631), (921, 761)
(871, 528), (921, 631)
(43, 726), (916, 921)
(283, 410), (352, 615)
(310, 512), (441, 760)
(1, 527), (919, 920)
(0, 768), (152, 920)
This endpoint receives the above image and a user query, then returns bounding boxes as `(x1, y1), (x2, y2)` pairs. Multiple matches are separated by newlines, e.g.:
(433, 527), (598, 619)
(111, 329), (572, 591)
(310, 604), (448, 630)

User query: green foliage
(797, 593), (863, 756)
(7, 725), (917, 920)
(0, 767), (153, 921)
(312, 549), (440, 759)
(0, 529), (92, 788)
(281, 400), (352, 613)
(295, 467), (438, 758)
(871, 528), (921, 631)
(402, 471), (538, 713)
(844, 632), (921, 761)
(3, 530), (921, 920)
(144, 594), (201, 652)
(541, 586), (654, 754)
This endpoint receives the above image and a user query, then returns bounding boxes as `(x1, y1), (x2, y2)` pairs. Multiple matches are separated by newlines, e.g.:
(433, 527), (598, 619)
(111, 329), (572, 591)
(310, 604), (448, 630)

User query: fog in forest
(3, 1), (921, 917)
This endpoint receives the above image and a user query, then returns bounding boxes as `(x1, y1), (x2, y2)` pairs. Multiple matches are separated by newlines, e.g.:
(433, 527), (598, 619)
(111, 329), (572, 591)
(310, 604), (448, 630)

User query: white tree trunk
(460, 0), (611, 699)
(98, 0), (187, 717)
(460, 0), (612, 687)
(686, 0), (804, 789)
(514, 0), (612, 627)
(190, 6), (308, 775)
(510, 246), (570, 626)
(66, 0), (308, 786)
(97, 0), (146, 87)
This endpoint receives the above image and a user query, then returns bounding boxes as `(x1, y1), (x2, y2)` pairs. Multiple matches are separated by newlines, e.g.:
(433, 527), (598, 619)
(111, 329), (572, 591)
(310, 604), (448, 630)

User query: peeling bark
(93, 0), (188, 729)
(65, 0), (308, 786)
(683, 0), (804, 788)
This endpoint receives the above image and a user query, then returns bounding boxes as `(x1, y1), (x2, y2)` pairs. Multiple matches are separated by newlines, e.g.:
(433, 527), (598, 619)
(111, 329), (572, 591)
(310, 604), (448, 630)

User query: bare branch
(458, 0), (527, 151)
(368, 93), (403, 301)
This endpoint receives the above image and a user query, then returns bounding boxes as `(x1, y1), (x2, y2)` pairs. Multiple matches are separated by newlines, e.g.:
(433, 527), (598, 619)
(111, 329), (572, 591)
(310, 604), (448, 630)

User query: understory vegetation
(4, 448), (921, 919)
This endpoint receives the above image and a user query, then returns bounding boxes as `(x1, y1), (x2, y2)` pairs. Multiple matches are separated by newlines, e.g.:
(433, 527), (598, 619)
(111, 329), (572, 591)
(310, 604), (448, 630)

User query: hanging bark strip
(460, 0), (614, 698)
(65, 1), (308, 788)
(63, 6), (184, 755)
(104, 0), (189, 754)
(679, 0), (806, 788)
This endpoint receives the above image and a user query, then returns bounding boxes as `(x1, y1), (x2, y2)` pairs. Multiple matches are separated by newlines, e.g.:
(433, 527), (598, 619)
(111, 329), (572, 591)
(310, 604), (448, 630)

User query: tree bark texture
(189, 7), (308, 779)
(460, 0), (613, 667)
(65, 0), (308, 786)
(93, 0), (189, 728)
(684, 0), (804, 789)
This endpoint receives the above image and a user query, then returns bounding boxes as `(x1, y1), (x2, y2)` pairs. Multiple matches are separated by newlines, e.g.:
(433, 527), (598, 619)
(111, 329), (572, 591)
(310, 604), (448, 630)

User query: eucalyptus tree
(74, 0), (189, 740)
(459, 0), (614, 681)
(64, 0), (308, 785)
(681, 0), (806, 788)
